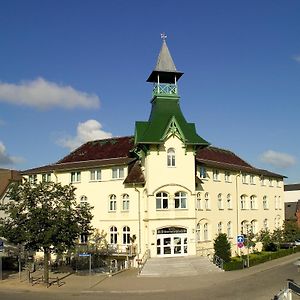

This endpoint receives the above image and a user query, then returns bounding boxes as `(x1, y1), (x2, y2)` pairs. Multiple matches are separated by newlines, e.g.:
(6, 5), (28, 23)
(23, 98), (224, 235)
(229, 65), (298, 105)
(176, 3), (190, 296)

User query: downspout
(236, 171), (241, 252)
(134, 184), (142, 256)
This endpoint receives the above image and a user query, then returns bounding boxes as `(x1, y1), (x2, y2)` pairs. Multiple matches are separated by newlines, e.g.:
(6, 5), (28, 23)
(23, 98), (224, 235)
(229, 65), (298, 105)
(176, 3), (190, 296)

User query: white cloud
(260, 150), (296, 168)
(292, 55), (300, 63)
(0, 77), (100, 109)
(57, 119), (112, 150)
(0, 141), (24, 166)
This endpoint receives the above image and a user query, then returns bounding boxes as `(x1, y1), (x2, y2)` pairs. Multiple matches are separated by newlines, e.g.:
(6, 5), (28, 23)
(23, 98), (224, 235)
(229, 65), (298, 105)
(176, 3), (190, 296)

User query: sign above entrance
(157, 227), (187, 235)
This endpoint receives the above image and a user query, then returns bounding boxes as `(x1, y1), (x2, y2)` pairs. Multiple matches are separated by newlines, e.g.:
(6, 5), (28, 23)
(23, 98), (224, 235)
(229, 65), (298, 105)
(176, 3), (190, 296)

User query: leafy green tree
(214, 233), (231, 263)
(283, 220), (300, 242)
(257, 229), (272, 251)
(0, 181), (93, 285)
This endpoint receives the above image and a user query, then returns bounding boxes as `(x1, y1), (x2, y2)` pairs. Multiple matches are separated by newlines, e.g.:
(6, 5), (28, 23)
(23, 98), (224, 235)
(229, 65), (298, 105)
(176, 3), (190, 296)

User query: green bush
(214, 233), (231, 263)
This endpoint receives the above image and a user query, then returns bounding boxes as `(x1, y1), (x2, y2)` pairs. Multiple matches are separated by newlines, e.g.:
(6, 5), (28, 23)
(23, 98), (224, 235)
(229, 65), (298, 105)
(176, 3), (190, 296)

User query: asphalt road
(1, 259), (300, 300)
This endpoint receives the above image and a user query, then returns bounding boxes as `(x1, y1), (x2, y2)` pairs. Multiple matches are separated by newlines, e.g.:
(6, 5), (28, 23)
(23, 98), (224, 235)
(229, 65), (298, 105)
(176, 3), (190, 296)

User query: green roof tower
(134, 34), (209, 149)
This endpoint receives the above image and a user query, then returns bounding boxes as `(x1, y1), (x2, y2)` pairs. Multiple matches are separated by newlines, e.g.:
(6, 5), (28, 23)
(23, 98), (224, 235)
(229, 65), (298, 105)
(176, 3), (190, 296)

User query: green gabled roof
(134, 95), (209, 146)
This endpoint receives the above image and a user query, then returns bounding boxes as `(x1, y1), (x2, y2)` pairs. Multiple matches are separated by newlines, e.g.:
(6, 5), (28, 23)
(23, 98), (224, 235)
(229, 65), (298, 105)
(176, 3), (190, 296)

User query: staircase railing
(137, 249), (150, 275)
(213, 255), (224, 270)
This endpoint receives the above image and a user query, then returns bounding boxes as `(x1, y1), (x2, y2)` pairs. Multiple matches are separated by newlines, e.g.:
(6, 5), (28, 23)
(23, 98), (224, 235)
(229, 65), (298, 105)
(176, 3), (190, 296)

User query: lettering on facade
(157, 227), (187, 235)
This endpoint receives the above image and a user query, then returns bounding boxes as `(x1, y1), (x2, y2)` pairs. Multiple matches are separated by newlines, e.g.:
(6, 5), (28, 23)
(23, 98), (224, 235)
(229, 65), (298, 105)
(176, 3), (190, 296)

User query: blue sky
(0, 0), (299, 183)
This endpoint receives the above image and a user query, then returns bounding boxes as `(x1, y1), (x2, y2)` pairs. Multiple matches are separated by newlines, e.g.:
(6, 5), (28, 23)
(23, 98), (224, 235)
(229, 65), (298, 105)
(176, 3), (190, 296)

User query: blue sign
(0, 240), (3, 252)
(79, 253), (90, 257)
(237, 235), (244, 243)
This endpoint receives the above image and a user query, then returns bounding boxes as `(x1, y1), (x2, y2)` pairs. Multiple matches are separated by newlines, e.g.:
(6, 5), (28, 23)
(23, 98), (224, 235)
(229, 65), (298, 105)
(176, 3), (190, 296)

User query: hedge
(224, 246), (300, 271)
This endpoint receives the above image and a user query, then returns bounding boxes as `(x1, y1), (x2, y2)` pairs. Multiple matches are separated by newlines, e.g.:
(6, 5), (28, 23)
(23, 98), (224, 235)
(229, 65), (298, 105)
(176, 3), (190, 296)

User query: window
(225, 171), (231, 182)
(217, 222), (223, 234)
(122, 226), (130, 244)
(156, 192), (168, 209)
(112, 167), (124, 179)
(261, 176), (266, 186)
(29, 174), (37, 184)
(263, 219), (268, 230)
(241, 220), (249, 235)
(90, 169), (101, 181)
(278, 196), (281, 210)
(275, 196), (278, 210)
(213, 169), (219, 181)
(80, 233), (88, 244)
(109, 194), (117, 211)
(167, 148), (176, 167)
(199, 166), (207, 179)
(71, 171), (81, 183)
(42, 173), (51, 182)
(269, 178), (273, 187)
(276, 180), (281, 188)
(275, 215), (281, 228)
(110, 226), (118, 244)
(250, 175), (255, 185)
(240, 195), (247, 210)
(80, 195), (88, 205)
(174, 191), (187, 209)
(227, 222), (232, 238)
(203, 223), (209, 240)
(218, 193), (223, 210)
(196, 193), (202, 210)
(263, 196), (268, 210)
(196, 223), (201, 241)
(242, 173), (248, 184)
(250, 220), (257, 234)
(122, 194), (129, 211)
(204, 192), (210, 210)
(227, 194), (232, 209)
(250, 195), (256, 210)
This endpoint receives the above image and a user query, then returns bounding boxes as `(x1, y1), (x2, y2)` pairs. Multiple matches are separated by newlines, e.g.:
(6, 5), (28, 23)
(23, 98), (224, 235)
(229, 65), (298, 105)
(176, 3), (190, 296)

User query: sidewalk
(0, 252), (299, 294)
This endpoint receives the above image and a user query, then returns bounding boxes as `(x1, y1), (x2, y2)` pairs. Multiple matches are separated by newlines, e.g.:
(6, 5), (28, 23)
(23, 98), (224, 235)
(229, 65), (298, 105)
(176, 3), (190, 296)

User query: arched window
(167, 148), (176, 167)
(109, 194), (117, 211)
(218, 193), (223, 210)
(175, 191), (187, 209)
(275, 215), (281, 228)
(205, 192), (210, 210)
(156, 192), (169, 209)
(240, 195), (247, 210)
(122, 194), (129, 211)
(217, 222), (223, 234)
(227, 221), (232, 238)
(250, 195), (257, 210)
(263, 196), (268, 210)
(227, 194), (232, 209)
(263, 218), (268, 230)
(122, 226), (130, 244)
(196, 193), (202, 210)
(241, 220), (249, 235)
(203, 223), (209, 240)
(196, 223), (201, 241)
(278, 196), (281, 210)
(80, 195), (88, 205)
(275, 196), (278, 210)
(110, 226), (118, 244)
(250, 220), (258, 234)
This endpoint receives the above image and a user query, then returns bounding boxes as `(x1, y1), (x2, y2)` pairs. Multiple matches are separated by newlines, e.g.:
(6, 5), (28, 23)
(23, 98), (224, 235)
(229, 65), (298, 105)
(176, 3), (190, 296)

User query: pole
(89, 254), (91, 287)
(0, 255), (2, 281)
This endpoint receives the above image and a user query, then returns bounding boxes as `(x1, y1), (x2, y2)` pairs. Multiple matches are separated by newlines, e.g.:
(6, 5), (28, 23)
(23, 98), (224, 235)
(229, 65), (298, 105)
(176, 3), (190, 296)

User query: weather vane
(160, 32), (167, 41)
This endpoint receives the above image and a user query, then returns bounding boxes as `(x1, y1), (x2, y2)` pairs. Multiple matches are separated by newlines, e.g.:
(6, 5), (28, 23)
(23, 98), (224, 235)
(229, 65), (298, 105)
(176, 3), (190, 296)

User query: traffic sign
(237, 235), (244, 243)
(79, 253), (90, 257)
(0, 240), (3, 252)
(237, 242), (244, 248)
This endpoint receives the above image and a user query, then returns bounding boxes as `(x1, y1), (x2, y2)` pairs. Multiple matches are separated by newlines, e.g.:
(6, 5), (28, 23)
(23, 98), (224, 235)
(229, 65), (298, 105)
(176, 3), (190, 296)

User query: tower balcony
(152, 83), (178, 97)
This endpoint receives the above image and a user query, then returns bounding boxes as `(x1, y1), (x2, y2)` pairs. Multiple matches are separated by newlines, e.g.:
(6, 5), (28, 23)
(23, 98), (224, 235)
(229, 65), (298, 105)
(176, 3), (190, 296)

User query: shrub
(214, 233), (231, 263)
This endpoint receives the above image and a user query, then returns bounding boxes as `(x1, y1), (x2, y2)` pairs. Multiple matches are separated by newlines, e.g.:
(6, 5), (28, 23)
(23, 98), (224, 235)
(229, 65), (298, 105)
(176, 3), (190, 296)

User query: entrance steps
(139, 256), (223, 277)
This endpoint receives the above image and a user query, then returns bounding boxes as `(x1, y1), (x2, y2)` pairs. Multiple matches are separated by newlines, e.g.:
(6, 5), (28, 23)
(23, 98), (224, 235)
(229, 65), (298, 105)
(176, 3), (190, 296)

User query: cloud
(260, 150), (296, 168)
(292, 55), (300, 63)
(0, 141), (24, 166)
(0, 77), (100, 109)
(57, 119), (113, 150)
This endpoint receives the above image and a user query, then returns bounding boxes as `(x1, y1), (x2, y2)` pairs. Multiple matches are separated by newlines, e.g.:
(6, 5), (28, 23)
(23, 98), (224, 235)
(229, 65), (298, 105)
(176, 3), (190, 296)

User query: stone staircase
(139, 256), (223, 277)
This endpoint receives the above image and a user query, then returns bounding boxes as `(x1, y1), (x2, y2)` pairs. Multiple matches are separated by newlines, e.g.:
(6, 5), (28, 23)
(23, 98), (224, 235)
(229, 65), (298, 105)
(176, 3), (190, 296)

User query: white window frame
(242, 173), (248, 184)
(263, 196), (268, 210)
(174, 191), (187, 209)
(110, 226), (118, 244)
(112, 167), (124, 179)
(109, 194), (117, 212)
(42, 173), (51, 182)
(218, 193), (223, 210)
(122, 194), (130, 211)
(199, 166), (207, 179)
(240, 195), (247, 210)
(217, 222), (223, 234)
(225, 171), (231, 182)
(250, 195), (256, 210)
(227, 221), (232, 238)
(156, 192), (169, 210)
(196, 223), (201, 241)
(250, 175), (255, 185)
(122, 226), (130, 245)
(71, 171), (81, 183)
(203, 223), (209, 241)
(196, 193), (202, 210)
(227, 194), (232, 210)
(204, 192), (210, 210)
(167, 148), (176, 167)
(213, 169), (220, 181)
(90, 169), (101, 181)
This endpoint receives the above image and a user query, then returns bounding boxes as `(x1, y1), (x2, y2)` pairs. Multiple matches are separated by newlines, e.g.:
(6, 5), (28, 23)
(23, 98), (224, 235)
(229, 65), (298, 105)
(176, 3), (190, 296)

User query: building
(22, 38), (285, 260)
(284, 184), (300, 227)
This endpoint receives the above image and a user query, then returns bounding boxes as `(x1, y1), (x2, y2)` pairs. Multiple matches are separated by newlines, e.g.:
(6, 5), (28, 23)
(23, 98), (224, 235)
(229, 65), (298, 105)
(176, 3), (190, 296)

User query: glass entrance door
(156, 234), (188, 256)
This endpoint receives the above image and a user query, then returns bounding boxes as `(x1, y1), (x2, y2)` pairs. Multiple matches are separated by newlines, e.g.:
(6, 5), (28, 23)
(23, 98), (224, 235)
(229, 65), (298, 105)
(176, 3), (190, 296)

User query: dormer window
(167, 148), (176, 167)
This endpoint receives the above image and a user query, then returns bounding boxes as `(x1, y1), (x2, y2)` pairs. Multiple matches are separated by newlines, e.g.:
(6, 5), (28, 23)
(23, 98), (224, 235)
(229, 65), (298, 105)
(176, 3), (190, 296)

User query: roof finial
(160, 32), (167, 41)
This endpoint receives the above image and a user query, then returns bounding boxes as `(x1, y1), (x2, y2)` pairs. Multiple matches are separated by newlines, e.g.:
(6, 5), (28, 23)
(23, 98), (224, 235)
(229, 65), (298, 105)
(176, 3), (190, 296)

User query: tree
(214, 233), (231, 263)
(283, 220), (300, 242)
(0, 181), (93, 285)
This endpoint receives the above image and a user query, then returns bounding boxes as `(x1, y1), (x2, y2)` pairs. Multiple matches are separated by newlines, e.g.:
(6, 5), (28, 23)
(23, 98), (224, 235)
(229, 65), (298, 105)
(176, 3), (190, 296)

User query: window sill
(227, 208), (233, 210)
(89, 180), (102, 183)
(70, 181), (81, 184)
(213, 179), (221, 182)
(121, 210), (129, 213)
(205, 208), (211, 211)
(156, 208), (169, 211)
(175, 208), (188, 210)
(108, 210), (116, 213)
(196, 208), (204, 211)
(225, 180), (232, 183)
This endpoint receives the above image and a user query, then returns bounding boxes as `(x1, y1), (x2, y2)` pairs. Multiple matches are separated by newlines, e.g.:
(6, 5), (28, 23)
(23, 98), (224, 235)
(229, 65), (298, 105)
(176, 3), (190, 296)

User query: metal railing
(213, 254), (224, 270)
(137, 249), (150, 275)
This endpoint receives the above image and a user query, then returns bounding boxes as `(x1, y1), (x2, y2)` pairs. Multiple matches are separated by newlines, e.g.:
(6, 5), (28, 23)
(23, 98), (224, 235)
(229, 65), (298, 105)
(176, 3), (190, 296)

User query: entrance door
(156, 227), (188, 257)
